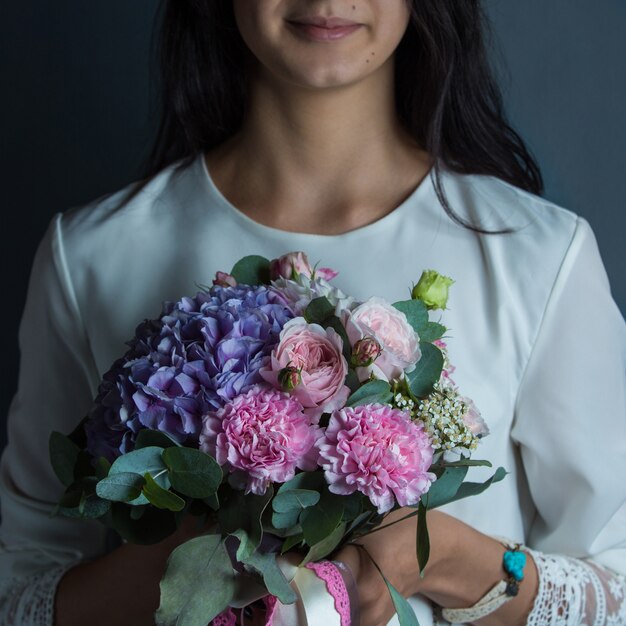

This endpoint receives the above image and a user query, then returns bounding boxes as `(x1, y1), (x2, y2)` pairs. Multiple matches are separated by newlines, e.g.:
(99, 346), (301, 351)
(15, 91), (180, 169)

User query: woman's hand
(334, 509), (538, 626)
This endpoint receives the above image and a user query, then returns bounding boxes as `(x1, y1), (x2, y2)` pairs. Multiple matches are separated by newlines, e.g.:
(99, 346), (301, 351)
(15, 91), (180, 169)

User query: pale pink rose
(199, 386), (318, 495)
(260, 318), (350, 421)
(461, 396), (489, 438)
(270, 252), (313, 280)
(271, 275), (354, 316)
(344, 297), (421, 382)
(316, 404), (436, 513)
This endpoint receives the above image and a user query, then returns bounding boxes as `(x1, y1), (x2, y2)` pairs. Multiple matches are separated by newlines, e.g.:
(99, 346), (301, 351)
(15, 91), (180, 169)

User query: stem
(152, 468), (168, 480)
(353, 509), (419, 539)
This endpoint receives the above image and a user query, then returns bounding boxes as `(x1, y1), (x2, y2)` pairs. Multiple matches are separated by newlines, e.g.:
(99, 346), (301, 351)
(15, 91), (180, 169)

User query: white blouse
(1, 154), (625, 625)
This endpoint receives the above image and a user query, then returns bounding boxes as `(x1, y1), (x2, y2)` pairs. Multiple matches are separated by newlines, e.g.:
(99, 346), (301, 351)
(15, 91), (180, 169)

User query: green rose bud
(278, 365), (302, 391)
(411, 270), (454, 310)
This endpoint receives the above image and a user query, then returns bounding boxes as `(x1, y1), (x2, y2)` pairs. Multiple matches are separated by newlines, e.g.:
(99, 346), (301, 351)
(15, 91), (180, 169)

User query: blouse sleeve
(510, 217), (626, 625)
(0, 214), (106, 625)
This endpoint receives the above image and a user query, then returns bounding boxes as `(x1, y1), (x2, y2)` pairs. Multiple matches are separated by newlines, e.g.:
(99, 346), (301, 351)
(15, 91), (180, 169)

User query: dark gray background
(1, 1), (625, 454)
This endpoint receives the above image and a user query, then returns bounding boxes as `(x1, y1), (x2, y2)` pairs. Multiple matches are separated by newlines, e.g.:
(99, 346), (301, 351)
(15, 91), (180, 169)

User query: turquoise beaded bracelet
(441, 540), (527, 623)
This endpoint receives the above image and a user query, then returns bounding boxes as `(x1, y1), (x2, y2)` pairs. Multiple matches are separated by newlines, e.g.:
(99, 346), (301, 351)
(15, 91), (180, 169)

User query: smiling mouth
(285, 17), (363, 42)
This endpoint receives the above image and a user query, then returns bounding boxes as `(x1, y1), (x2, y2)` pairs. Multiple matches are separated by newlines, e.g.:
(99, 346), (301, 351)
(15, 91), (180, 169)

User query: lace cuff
(526, 549), (626, 626)
(0, 565), (74, 626)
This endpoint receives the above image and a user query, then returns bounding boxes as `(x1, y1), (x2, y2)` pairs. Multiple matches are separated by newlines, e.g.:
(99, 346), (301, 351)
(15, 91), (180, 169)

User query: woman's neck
(205, 61), (431, 235)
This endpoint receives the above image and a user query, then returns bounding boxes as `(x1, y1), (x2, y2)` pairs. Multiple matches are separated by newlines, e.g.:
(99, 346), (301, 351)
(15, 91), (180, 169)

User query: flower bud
(270, 252), (313, 281)
(351, 337), (382, 368)
(411, 270), (454, 310)
(278, 365), (302, 391)
(212, 271), (237, 288)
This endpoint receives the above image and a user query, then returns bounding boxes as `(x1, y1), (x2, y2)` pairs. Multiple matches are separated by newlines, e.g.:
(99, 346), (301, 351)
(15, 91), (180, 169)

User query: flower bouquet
(49, 251), (504, 625)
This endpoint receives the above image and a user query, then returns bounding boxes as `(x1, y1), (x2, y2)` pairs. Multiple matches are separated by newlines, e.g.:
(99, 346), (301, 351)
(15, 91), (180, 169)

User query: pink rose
(314, 267), (339, 281)
(212, 271), (237, 288)
(316, 404), (436, 513)
(270, 252), (313, 280)
(345, 297), (421, 382)
(199, 386), (318, 495)
(260, 318), (350, 421)
(461, 396), (489, 438)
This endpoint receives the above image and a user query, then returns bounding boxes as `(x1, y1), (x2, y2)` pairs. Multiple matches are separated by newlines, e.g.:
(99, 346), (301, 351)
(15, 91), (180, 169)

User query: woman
(1, 1), (624, 625)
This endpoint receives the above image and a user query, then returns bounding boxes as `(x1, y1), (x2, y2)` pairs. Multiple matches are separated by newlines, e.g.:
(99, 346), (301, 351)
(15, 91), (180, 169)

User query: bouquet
(49, 251), (504, 625)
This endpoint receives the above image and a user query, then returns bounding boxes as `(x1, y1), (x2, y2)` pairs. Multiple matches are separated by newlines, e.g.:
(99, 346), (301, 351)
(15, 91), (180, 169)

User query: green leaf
(135, 429), (180, 450)
(142, 473), (186, 512)
(418, 322), (447, 343)
(341, 492), (364, 522)
(453, 467), (508, 501)
(346, 379), (393, 407)
(163, 447), (222, 499)
(385, 577), (421, 626)
(406, 342), (444, 398)
(109, 502), (177, 545)
(96, 472), (145, 502)
(49, 431), (80, 487)
(218, 488), (273, 560)
(393, 299), (429, 334)
(271, 508), (302, 530)
(423, 466), (468, 510)
(344, 369), (360, 393)
(242, 551), (297, 604)
(94, 456), (111, 480)
(301, 490), (344, 547)
(230, 255), (271, 285)
(300, 522), (346, 565)
(324, 316), (352, 363)
(277, 472), (325, 494)
(273, 489), (320, 513)
(438, 458), (493, 468)
(281, 533), (304, 554)
(416, 502), (430, 576)
(109, 446), (168, 505)
(304, 296), (335, 324)
(156, 535), (235, 626)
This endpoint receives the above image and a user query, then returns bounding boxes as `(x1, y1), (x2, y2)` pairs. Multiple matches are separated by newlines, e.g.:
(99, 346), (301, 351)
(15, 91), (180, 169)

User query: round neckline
(196, 153), (435, 241)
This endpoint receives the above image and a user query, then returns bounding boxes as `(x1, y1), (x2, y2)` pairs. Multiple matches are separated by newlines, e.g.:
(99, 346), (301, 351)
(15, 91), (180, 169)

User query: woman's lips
(286, 19), (362, 42)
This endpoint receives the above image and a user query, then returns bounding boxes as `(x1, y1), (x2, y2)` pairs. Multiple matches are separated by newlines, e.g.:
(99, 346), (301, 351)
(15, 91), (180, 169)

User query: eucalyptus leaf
(281, 533), (304, 554)
(218, 488), (273, 560)
(453, 467), (507, 501)
(109, 446), (168, 505)
(300, 490), (344, 547)
(94, 456), (111, 481)
(135, 429), (180, 450)
(163, 447), (222, 499)
(110, 502), (177, 545)
(423, 466), (468, 510)
(438, 458), (493, 468)
(346, 379), (393, 407)
(142, 473), (186, 512)
(392, 299), (429, 334)
(156, 535), (235, 626)
(385, 577), (421, 626)
(230, 255), (271, 285)
(277, 472), (325, 494)
(242, 551), (298, 604)
(96, 472), (145, 502)
(418, 322), (447, 343)
(49, 431), (80, 487)
(300, 522), (346, 565)
(271, 508), (302, 530)
(406, 342), (444, 398)
(416, 502), (430, 576)
(273, 489), (320, 513)
(304, 296), (335, 324)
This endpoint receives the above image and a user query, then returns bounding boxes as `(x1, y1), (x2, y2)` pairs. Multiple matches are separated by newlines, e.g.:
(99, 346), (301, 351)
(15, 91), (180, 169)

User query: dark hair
(134, 0), (543, 229)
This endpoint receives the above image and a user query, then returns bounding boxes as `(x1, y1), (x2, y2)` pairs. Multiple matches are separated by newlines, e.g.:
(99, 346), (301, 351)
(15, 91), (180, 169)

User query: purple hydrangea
(85, 285), (294, 461)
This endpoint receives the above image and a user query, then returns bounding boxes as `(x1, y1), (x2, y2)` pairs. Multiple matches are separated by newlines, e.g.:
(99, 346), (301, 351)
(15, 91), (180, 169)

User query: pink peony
(199, 386), (318, 495)
(260, 318), (350, 421)
(270, 252), (314, 281)
(317, 404), (436, 513)
(345, 297), (421, 382)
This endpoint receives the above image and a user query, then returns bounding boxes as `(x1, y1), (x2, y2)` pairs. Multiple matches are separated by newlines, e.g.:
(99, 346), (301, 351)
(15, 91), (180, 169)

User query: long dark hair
(134, 0), (543, 229)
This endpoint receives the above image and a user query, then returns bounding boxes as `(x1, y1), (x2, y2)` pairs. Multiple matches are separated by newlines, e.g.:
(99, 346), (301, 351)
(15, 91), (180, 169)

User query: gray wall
(1, 2), (625, 453)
